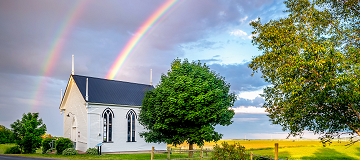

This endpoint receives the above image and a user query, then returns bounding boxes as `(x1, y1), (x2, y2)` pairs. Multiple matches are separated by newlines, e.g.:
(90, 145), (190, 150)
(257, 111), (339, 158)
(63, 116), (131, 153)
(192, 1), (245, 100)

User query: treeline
(0, 125), (15, 144)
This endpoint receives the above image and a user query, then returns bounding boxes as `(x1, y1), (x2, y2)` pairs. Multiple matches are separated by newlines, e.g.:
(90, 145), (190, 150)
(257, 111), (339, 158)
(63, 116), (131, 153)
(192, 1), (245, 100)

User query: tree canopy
(11, 112), (47, 153)
(0, 125), (14, 144)
(139, 59), (236, 148)
(249, 0), (360, 141)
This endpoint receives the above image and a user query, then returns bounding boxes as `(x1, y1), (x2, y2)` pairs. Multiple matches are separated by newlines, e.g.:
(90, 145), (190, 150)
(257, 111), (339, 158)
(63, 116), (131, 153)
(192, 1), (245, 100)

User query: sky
(0, 0), (321, 139)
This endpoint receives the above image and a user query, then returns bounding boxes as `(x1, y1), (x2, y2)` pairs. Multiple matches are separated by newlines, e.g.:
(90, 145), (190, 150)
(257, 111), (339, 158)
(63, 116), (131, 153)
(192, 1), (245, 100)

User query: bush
(4, 145), (21, 154)
(45, 148), (55, 154)
(41, 137), (55, 154)
(55, 138), (73, 155)
(62, 148), (78, 155)
(211, 142), (249, 160)
(86, 147), (98, 155)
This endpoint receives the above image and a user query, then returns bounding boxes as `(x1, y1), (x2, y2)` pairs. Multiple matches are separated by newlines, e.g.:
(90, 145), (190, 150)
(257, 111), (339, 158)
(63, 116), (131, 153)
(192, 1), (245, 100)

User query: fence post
(275, 143), (278, 160)
(180, 147), (181, 155)
(251, 151), (253, 160)
(151, 147), (154, 160)
(206, 148), (208, 157)
(167, 147), (170, 160)
(200, 146), (203, 160)
(270, 155), (272, 160)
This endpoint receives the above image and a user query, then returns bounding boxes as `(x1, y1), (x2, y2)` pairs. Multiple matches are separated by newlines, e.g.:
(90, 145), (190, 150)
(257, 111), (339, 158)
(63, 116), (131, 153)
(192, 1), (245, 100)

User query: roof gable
(72, 75), (153, 106)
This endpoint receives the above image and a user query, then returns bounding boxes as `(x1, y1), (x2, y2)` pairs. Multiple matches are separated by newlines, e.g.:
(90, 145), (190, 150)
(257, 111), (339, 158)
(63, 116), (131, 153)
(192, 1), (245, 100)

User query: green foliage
(86, 147), (99, 155)
(45, 148), (55, 154)
(62, 148), (78, 155)
(41, 137), (55, 154)
(55, 137), (73, 155)
(211, 142), (248, 160)
(139, 58), (236, 147)
(4, 145), (21, 154)
(0, 125), (14, 144)
(10, 112), (47, 153)
(249, 0), (360, 142)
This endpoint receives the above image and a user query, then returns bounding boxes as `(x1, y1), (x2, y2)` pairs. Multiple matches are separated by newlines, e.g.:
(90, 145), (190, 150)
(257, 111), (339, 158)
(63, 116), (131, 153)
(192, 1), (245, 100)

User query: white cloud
(230, 29), (248, 37)
(239, 16), (248, 23)
(233, 106), (266, 114)
(247, 33), (257, 39)
(237, 89), (263, 100)
(249, 18), (259, 24)
(233, 118), (260, 122)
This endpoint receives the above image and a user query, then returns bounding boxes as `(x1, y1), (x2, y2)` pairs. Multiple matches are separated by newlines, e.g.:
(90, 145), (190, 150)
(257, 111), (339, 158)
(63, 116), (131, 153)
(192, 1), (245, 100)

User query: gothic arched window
(126, 109), (137, 142)
(102, 108), (114, 142)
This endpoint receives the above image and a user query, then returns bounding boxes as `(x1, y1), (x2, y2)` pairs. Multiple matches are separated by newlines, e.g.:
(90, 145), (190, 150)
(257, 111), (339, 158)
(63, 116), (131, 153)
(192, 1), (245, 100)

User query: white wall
(61, 76), (88, 151)
(87, 104), (167, 152)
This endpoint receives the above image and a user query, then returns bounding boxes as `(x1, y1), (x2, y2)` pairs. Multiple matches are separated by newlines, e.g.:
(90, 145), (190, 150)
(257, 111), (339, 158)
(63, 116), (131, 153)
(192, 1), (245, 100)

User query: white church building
(59, 64), (166, 152)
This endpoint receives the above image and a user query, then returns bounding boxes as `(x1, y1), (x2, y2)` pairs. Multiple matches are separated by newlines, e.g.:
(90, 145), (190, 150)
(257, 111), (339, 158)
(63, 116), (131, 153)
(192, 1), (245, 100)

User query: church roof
(72, 75), (153, 106)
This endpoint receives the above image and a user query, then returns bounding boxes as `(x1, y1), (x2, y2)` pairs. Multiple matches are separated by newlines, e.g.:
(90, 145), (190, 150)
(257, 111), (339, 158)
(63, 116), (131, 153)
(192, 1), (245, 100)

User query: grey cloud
(200, 58), (222, 64)
(209, 63), (268, 92)
(234, 96), (265, 107)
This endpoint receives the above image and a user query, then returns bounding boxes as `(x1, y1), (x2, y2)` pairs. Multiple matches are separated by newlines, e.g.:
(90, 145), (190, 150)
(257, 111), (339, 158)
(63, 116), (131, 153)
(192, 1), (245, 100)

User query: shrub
(86, 147), (98, 155)
(62, 148), (78, 155)
(55, 138), (73, 155)
(41, 137), (55, 154)
(4, 145), (21, 154)
(211, 142), (248, 160)
(45, 148), (55, 154)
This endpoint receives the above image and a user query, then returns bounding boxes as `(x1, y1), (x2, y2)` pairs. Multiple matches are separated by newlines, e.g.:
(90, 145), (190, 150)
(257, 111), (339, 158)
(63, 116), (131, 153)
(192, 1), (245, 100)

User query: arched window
(126, 109), (137, 142)
(102, 108), (114, 142)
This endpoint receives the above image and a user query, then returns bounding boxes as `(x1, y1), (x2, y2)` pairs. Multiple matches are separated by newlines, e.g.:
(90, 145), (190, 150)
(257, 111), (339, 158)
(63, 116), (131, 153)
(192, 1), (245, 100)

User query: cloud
(239, 16), (248, 23)
(233, 106), (266, 114)
(180, 40), (224, 51)
(233, 118), (260, 122)
(200, 58), (222, 64)
(209, 63), (268, 92)
(230, 29), (248, 37)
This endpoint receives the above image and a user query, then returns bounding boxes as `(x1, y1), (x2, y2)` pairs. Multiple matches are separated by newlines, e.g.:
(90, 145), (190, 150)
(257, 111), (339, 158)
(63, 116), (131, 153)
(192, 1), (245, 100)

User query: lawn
(1, 140), (359, 159)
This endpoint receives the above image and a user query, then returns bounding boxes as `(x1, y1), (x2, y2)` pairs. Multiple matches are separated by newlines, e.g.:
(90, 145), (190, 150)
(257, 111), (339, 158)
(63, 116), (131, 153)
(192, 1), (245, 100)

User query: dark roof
(72, 75), (153, 106)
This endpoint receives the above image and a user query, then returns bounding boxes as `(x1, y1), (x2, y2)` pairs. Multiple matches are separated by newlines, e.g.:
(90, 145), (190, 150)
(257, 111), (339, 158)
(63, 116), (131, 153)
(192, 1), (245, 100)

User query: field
(168, 139), (360, 160)
(1, 140), (359, 159)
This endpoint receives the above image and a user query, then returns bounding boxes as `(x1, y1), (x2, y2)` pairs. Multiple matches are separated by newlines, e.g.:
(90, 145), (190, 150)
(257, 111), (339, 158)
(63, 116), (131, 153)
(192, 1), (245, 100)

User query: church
(59, 56), (166, 152)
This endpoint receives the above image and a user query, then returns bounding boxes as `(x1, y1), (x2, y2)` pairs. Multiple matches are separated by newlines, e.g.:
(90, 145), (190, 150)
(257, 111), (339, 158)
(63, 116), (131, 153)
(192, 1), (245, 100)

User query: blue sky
(0, 0), (320, 139)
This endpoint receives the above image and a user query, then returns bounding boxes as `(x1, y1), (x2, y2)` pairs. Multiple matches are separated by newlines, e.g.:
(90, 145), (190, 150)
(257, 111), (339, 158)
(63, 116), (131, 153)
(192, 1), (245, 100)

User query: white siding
(61, 77), (88, 151)
(87, 104), (166, 152)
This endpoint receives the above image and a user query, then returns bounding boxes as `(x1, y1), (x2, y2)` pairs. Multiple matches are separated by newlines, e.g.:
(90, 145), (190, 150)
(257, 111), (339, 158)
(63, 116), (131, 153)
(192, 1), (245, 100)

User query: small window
(102, 108), (114, 142)
(126, 109), (137, 142)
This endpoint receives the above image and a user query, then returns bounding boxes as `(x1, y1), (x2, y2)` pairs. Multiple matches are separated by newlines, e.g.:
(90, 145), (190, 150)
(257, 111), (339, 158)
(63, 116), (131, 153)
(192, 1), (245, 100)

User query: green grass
(251, 145), (360, 160)
(0, 143), (16, 154)
(2, 140), (359, 159)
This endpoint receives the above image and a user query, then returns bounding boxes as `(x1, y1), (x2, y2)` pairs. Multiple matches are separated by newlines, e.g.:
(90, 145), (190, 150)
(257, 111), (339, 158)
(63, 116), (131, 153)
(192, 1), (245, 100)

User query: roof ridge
(72, 74), (153, 87)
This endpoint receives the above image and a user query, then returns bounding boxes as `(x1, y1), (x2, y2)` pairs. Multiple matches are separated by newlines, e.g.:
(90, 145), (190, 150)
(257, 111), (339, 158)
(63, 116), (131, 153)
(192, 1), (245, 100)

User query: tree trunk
(189, 143), (193, 158)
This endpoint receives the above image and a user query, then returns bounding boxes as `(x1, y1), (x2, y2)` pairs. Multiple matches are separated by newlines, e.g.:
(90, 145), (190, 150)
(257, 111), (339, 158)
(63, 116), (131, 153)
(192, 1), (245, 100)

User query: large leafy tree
(249, 0), (360, 142)
(0, 125), (14, 144)
(139, 59), (236, 153)
(11, 112), (47, 153)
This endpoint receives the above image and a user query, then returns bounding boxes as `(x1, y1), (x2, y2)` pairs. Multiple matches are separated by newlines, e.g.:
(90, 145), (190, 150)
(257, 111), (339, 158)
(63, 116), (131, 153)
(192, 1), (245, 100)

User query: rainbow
(31, 0), (87, 112)
(106, 0), (179, 80)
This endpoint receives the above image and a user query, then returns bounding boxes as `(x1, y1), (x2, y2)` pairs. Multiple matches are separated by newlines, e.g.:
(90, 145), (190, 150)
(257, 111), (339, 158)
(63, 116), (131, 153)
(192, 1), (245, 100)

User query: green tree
(139, 59), (236, 157)
(11, 112), (47, 153)
(0, 125), (14, 144)
(249, 0), (360, 142)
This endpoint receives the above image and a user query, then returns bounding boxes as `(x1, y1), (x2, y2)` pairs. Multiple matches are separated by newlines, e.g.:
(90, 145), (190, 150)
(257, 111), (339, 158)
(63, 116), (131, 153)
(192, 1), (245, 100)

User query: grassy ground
(0, 143), (16, 154)
(1, 140), (359, 159)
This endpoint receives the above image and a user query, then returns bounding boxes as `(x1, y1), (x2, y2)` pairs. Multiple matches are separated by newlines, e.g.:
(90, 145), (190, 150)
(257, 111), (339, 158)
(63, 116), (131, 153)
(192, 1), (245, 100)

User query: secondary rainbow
(31, 1), (87, 112)
(106, 0), (179, 80)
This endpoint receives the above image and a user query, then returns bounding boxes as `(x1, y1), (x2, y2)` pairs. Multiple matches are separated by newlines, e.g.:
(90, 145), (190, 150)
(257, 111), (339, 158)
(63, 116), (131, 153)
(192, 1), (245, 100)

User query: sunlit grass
(0, 143), (16, 154)
(2, 140), (359, 159)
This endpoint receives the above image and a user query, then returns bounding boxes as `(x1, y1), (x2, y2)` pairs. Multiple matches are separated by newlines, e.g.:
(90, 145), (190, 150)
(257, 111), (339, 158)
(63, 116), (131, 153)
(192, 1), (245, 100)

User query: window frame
(126, 109), (137, 142)
(102, 108), (114, 143)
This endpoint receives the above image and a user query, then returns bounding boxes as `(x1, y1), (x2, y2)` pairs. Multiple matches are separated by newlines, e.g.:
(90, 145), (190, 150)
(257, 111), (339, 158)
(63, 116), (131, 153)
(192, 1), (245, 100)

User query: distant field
(168, 139), (360, 160)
